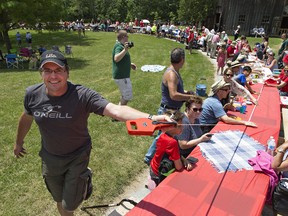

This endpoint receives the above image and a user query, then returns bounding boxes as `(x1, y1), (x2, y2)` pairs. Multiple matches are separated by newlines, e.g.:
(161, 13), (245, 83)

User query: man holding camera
(112, 30), (137, 107)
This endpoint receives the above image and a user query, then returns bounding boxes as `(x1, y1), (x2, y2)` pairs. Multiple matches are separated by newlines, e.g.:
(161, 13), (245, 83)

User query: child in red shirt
(150, 110), (194, 186)
(187, 29), (194, 54)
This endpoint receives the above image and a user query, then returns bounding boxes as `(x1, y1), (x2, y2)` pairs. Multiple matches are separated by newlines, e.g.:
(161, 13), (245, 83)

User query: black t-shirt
(24, 82), (109, 156)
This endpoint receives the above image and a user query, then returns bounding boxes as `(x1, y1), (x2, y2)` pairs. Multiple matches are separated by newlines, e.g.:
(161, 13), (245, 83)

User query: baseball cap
(40, 50), (67, 68)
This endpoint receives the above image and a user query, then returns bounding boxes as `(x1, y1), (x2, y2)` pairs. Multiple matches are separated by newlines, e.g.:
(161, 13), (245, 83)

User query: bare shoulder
(163, 68), (178, 81)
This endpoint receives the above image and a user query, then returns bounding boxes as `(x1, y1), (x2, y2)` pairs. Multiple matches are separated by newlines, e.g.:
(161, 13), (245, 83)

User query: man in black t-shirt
(13, 50), (170, 215)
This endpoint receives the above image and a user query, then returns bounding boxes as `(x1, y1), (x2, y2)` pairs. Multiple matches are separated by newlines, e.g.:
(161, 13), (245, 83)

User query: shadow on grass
(27, 31), (100, 48)
(0, 57), (89, 74)
(0, 30), (100, 73)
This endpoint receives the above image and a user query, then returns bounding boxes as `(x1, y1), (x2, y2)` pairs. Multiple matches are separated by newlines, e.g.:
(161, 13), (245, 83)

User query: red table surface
(127, 84), (281, 216)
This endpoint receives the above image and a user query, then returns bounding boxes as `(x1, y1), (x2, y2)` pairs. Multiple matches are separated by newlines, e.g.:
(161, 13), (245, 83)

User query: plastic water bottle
(240, 102), (247, 114)
(266, 136), (276, 156)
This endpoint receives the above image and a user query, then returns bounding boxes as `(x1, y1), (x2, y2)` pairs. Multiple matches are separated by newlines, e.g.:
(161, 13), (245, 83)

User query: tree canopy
(0, 0), (216, 51)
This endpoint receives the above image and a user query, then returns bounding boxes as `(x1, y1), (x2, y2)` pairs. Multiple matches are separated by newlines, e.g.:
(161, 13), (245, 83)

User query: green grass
(0, 30), (282, 215)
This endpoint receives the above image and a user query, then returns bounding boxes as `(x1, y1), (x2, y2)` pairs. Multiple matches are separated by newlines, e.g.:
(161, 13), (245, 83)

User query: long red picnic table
(127, 83), (281, 216)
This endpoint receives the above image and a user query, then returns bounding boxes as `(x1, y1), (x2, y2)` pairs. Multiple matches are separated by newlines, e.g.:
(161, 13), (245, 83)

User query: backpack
(158, 153), (175, 183)
(273, 178), (288, 214)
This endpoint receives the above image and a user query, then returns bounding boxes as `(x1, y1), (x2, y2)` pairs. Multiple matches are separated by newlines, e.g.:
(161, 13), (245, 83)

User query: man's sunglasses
(225, 74), (233, 77)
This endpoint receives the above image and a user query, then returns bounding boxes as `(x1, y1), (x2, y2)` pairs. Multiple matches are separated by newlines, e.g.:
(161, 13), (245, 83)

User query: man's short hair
(171, 48), (185, 64)
(117, 30), (127, 41)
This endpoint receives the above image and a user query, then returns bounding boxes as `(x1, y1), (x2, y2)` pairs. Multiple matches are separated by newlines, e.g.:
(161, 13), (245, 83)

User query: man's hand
(14, 143), (26, 158)
(131, 63), (137, 70)
(123, 42), (129, 51)
(150, 114), (172, 122)
(244, 121), (257, 128)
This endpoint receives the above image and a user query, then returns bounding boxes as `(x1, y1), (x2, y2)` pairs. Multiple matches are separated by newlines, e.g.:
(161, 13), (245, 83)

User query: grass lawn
(0, 30), (282, 215)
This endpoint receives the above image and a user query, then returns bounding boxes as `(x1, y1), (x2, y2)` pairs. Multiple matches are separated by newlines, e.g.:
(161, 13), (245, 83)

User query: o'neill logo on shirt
(46, 54), (57, 58)
(33, 104), (72, 119)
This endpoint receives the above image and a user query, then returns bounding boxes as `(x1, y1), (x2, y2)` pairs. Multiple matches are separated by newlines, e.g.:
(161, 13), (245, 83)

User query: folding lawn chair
(5, 54), (19, 69)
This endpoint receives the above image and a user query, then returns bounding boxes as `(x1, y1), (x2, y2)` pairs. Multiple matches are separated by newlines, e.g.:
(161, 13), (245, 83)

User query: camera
(128, 41), (134, 48)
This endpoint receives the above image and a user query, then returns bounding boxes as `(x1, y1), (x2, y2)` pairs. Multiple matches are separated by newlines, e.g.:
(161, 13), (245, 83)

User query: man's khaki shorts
(114, 78), (133, 101)
(40, 146), (91, 211)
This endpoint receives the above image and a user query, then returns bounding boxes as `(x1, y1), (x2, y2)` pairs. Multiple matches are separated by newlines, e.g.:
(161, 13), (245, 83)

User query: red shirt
(227, 45), (236, 58)
(188, 33), (194, 43)
(279, 70), (288, 92)
(150, 133), (181, 176)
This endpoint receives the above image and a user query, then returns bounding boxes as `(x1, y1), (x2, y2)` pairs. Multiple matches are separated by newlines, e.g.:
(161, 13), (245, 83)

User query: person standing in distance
(144, 47), (195, 165)
(16, 31), (21, 47)
(13, 50), (170, 216)
(112, 30), (137, 106)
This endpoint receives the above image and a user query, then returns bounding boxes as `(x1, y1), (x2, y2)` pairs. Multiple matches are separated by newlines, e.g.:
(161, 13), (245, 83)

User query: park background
(0, 0), (286, 215)
(0, 29), (282, 215)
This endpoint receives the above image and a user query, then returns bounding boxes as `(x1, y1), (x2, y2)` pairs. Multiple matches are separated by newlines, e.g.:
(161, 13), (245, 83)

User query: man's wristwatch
(277, 148), (285, 154)
(148, 114), (154, 120)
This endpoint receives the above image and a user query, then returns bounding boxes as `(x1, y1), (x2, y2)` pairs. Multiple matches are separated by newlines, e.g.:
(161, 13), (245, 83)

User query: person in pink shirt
(217, 44), (227, 75)
(211, 32), (220, 58)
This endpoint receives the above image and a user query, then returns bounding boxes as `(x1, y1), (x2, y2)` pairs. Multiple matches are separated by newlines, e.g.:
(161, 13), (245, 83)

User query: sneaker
(84, 168), (93, 200)
(143, 158), (150, 166)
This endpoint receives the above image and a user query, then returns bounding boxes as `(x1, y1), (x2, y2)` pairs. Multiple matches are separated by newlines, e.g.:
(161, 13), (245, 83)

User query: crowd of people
(10, 21), (288, 215)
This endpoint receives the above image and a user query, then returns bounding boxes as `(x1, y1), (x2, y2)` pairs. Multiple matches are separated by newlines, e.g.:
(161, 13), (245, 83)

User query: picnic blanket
(198, 130), (266, 173)
(141, 65), (166, 72)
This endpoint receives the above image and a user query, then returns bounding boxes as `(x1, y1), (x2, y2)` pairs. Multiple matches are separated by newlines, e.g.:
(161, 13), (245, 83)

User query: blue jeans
(280, 91), (288, 96)
(144, 106), (166, 164)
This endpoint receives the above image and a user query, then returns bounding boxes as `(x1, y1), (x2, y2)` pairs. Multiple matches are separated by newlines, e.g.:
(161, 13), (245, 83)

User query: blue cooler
(196, 84), (207, 96)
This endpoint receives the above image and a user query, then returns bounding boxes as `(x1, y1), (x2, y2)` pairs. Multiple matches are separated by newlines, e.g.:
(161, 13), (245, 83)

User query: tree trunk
(1, 23), (12, 53)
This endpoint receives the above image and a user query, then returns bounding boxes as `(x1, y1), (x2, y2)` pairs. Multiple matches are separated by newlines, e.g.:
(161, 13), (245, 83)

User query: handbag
(273, 178), (288, 214)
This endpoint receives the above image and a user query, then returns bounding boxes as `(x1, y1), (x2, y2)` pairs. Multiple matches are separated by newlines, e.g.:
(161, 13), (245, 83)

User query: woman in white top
(265, 51), (278, 72)
(221, 68), (258, 110)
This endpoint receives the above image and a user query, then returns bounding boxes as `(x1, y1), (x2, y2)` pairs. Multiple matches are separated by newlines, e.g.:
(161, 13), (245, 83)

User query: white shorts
(114, 78), (133, 101)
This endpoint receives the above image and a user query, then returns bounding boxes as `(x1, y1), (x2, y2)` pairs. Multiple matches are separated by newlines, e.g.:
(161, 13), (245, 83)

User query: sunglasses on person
(191, 108), (203, 112)
(284, 69), (288, 73)
(41, 68), (66, 75)
(220, 88), (230, 92)
(225, 74), (233, 77)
